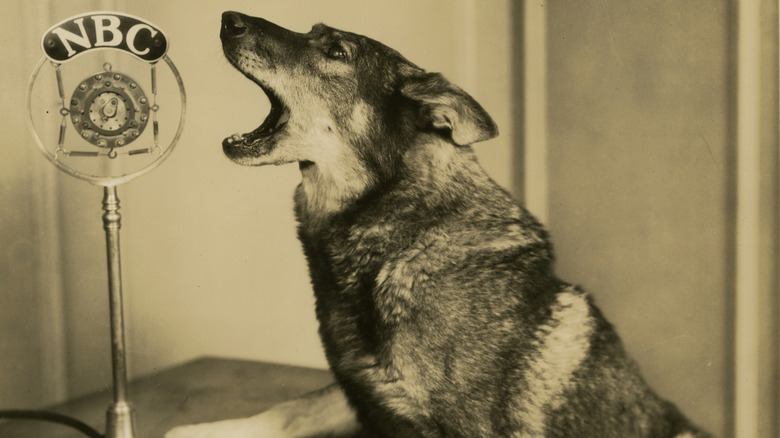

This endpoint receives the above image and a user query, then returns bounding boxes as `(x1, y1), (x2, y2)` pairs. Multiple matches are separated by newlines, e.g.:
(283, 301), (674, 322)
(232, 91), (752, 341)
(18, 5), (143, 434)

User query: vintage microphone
(0, 12), (185, 438)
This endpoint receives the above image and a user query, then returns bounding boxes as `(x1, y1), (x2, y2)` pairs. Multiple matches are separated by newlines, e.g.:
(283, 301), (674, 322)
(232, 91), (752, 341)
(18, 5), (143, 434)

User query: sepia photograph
(0, 1), (777, 437)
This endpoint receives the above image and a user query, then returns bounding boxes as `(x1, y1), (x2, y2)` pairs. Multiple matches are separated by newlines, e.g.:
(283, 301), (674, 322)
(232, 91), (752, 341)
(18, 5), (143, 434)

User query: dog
(166, 11), (711, 438)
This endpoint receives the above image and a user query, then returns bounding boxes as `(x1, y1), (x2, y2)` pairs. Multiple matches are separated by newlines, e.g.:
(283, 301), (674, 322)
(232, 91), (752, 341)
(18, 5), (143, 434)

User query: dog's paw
(165, 415), (286, 438)
(165, 423), (215, 438)
(165, 422), (246, 438)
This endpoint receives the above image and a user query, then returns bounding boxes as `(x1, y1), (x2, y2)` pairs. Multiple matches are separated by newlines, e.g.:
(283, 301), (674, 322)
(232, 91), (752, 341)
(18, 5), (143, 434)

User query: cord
(0, 409), (104, 438)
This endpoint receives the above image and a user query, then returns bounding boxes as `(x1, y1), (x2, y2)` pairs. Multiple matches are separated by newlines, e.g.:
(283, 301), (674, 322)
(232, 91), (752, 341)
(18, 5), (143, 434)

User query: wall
(542, 1), (731, 435)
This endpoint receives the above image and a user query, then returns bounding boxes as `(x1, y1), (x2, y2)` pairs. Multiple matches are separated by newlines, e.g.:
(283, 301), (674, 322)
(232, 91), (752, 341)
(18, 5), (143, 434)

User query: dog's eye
(326, 44), (349, 60)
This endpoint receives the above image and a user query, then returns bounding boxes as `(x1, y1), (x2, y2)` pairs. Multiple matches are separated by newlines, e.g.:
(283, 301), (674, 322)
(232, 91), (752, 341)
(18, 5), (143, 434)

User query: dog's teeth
(275, 110), (290, 128)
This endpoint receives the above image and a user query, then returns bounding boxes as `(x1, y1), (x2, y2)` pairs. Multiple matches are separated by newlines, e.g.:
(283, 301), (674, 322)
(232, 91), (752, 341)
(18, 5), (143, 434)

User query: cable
(0, 409), (104, 438)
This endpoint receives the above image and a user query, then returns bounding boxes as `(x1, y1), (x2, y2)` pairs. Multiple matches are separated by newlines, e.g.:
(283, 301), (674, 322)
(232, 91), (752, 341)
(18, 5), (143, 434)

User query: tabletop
(0, 357), (334, 438)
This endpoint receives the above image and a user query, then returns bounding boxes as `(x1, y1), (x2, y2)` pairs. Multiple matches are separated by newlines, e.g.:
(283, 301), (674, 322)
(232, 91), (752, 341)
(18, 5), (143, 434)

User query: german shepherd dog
(167, 11), (710, 438)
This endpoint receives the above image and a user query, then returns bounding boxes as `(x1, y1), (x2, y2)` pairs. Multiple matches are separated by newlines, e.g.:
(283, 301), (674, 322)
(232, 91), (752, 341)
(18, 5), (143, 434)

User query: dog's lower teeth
(275, 110), (290, 129)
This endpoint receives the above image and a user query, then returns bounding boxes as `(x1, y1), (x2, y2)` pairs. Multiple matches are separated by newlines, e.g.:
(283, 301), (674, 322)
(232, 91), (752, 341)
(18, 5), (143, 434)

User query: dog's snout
(222, 11), (247, 38)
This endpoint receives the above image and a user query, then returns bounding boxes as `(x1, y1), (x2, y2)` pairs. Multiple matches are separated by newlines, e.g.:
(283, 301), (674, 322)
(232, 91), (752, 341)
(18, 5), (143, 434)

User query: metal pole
(102, 185), (136, 438)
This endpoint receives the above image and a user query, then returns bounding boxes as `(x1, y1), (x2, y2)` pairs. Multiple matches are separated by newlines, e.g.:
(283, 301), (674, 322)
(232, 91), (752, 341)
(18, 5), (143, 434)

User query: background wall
(1, 1), (762, 437)
(542, 1), (731, 435)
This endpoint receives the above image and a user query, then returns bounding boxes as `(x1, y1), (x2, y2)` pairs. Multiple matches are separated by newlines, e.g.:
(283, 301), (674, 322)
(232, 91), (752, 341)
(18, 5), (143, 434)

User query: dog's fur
(166, 12), (710, 438)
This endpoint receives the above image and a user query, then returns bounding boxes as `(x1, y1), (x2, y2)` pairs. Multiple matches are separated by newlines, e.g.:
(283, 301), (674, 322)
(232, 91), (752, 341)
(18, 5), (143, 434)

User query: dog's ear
(400, 72), (498, 146)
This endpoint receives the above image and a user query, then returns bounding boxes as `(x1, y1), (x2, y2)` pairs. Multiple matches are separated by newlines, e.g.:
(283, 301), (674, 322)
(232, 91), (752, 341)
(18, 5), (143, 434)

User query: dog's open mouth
(223, 82), (290, 150)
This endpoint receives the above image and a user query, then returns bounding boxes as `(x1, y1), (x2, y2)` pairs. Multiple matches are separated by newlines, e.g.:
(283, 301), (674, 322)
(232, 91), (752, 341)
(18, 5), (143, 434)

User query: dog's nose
(221, 11), (247, 38)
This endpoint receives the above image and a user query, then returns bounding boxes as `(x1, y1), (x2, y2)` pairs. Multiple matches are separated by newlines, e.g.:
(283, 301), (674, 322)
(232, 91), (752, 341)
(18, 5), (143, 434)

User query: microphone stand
(6, 15), (185, 435)
(102, 185), (136, 438)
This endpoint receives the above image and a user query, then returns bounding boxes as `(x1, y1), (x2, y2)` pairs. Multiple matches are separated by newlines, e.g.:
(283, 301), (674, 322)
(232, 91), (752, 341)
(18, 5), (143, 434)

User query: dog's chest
(301, 217), (438, 343)
(333, 222), (397, 285)
(305, 220), (406, 306)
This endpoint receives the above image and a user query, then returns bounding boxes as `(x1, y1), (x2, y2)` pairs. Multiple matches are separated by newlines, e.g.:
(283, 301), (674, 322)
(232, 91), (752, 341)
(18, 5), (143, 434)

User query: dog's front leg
(165, 383), (362, 438)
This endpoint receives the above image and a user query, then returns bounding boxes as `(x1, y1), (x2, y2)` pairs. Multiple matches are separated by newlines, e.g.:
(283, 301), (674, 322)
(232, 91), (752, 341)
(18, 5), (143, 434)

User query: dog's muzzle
(220, 11), (292, 163)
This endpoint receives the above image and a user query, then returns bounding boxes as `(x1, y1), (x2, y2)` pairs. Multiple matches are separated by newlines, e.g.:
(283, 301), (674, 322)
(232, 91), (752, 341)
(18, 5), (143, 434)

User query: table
(0, 357), (334, 438)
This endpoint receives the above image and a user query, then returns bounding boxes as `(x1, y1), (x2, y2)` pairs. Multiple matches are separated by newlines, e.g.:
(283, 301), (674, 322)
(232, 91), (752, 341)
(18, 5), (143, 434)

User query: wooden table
(0, 357), (334, 438)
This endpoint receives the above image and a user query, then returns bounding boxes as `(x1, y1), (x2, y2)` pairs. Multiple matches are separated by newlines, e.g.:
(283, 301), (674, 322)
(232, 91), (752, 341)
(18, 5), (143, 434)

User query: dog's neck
(294, 137), (490, 235)
(295, 160), (371, 231)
